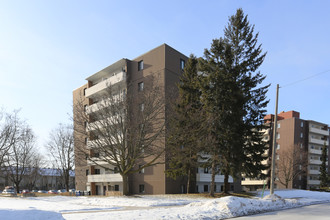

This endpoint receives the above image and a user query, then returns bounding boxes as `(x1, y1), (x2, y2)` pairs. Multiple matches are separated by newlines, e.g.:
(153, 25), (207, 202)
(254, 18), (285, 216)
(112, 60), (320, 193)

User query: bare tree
(46, 124), (74, 191)
(5, 126), (37, 193)
(24, 152), (45, 190)
(275, 145), (308, 189)
(0, 109), (21, 170)
(73, 78), (165, 195)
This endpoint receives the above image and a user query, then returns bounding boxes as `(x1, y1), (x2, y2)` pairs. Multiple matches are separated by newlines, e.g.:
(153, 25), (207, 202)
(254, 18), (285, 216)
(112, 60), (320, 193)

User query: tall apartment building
(73, 44), (235, 195)
(242, 110), (330, 190)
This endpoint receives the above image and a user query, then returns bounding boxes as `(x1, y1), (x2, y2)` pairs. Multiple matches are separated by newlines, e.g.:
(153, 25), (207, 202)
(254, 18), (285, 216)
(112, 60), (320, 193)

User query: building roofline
(132, 43), (188, 61)
(85, 58), (129, 81)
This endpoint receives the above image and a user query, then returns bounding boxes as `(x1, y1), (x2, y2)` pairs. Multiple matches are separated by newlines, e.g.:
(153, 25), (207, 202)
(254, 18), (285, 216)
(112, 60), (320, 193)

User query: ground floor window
(115, 185), (119, 191)
(204, 185), (208, 192)
(139, 184), (145, 193)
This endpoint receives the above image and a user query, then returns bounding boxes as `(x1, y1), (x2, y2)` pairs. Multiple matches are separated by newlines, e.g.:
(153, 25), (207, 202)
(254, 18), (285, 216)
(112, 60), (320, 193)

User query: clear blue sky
(1, 0), (330, 149)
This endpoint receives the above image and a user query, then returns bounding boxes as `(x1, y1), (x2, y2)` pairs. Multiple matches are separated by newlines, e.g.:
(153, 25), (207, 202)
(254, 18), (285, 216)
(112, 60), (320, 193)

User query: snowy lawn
(1, 190), (330, 220)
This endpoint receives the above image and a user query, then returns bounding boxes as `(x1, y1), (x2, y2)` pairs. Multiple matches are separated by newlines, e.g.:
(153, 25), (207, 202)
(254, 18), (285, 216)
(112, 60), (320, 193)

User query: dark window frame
(138, 60), (144, 71)
(138, 82), (144, 91)
(180, 59), (185, 71)
(139, 184), (145, 193)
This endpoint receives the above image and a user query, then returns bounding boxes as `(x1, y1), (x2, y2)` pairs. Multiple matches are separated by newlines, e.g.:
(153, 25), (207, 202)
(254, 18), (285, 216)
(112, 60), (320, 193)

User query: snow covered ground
(1, 190), (330, 220)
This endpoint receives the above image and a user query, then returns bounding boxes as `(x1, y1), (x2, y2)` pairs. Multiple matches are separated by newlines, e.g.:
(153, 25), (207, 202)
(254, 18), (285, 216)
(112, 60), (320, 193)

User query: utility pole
(270, 84), (279, 195)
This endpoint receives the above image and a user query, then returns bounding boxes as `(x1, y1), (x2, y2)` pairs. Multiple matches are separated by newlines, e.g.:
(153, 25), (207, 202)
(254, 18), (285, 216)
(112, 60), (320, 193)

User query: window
(138, 60), (144, 71)
(114, 167), (119, 173)
(299, 165), (302, 170)
(204, 167), (209, 174)
(94, 152), (99, 158)
(138, 82), (144, 91)
(180, 59), (185, 71)
(84, 105), (88, 112)
(300, 133), (303, 138)
(301, 122), (304, 127)
(115, 185), (119, 191)
(299, 175), (301, 180)
(139, 165), (145, 174)
(86, 169), (89, 176)
(84, 121), (87, 128)
(204, 185), (209, 192)
(300, 143), (303, 149)
(139, 184), (145, 193)
(276, 155), (280, 160)
(277, 123), (280, 129)
(276, 144), (280, 150)
(94, 169), (100, 175)
(276, 133), (280, 139)
(139, 103), (145, 112)
(85, 137), (88, 145)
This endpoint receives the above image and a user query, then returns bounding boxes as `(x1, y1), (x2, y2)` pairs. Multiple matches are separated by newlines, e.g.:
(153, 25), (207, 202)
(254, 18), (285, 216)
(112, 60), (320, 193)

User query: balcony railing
(309, 159), (322, 165)
(309, 170), (320, 175)
(85, 71), (126, 98)
(241, 179), (265, 186)
(310, 127), (329, 136)
(87, 173), (122, 183)
(310, 138), (329, 146)
(309, 148), (322, 155)
(307, 179), (320, 185)
(196, 173), (233, 183)
(86, 96), (124, 114)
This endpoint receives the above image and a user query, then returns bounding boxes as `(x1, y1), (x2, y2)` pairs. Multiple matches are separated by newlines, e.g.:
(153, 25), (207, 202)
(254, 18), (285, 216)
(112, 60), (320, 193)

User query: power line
(280, 69), (330, 88)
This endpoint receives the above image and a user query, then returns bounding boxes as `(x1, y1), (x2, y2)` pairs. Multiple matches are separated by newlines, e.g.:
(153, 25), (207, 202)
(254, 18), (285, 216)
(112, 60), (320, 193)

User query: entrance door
(95, 185), (99, 195)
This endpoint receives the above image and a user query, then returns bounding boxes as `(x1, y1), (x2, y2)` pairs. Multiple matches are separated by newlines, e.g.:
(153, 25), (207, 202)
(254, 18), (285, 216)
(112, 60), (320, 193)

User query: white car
(2, 188), (16, 194)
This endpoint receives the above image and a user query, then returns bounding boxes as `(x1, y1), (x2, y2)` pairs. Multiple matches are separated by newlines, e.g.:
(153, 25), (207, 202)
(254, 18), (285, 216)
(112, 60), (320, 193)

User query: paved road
(238, 202), (330, 220)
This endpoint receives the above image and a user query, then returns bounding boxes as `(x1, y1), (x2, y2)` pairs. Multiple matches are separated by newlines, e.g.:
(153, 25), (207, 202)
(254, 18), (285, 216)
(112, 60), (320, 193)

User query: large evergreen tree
(319, 142), (328, 188)
(166, 55), (204, 193)
(199, 8), (269, 195)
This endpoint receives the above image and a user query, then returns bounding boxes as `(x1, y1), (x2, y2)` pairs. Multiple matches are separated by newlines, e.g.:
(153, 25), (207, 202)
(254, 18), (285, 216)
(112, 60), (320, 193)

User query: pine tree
(166, 54), (203, 193)
(320, 142), (328, 188)
(199, 8), (269, 195)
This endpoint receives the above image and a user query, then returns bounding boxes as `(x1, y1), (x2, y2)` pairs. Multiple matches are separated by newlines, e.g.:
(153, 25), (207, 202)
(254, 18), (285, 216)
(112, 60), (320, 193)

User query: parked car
(48, 190), (58, 194)
(22, 189), (30, 194)
(2, 186), (16, 194)
(57, 189), (67, 193)
(69, 189), (76, 193)
(31, 189), (38, 193)
(38, 190), (47, 193)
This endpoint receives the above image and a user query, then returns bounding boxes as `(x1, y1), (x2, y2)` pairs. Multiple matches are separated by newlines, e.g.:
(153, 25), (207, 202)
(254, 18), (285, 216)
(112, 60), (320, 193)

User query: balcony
(87, 139), (106, 149)
(241, 179), (265, 186)
(309, 148), (322, 155)
(309, 138), (328, 146)
(85, 71), (126, 98)
(86, 115), (123, 132)
(309, 159), (321, 165)
(87, 173), (122, 183)
(86, 96), (123, 114)
(196, 173), (233, 183)
(309, 170), (320, 175)
(307, 179), (320, 185)
(310, 127), (329, 136)
(87, 157), (114, 166)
